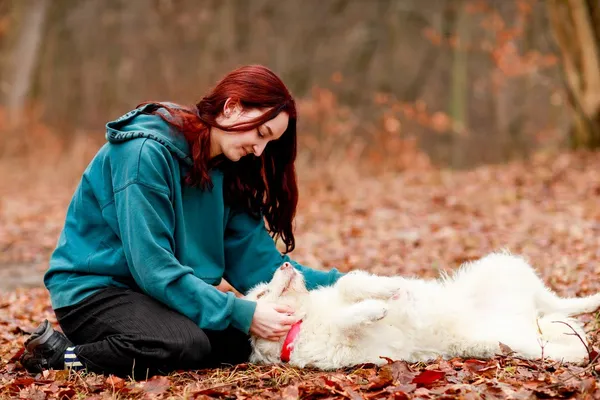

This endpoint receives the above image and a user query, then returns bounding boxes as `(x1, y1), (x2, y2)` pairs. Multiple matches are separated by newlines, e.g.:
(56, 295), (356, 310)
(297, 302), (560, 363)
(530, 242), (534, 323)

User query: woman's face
(211, 101), (289, 161)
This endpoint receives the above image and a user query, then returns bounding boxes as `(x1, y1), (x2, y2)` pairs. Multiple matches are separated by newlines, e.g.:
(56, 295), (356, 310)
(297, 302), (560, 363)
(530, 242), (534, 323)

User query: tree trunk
(449, 1), (470, 167)
(3, 0), (49, 126)
(547, 0), (600, 148)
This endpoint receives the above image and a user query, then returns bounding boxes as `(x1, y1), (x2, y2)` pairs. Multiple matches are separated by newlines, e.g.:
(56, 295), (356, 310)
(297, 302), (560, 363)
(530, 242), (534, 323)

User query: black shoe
(20, 320), (73, 373)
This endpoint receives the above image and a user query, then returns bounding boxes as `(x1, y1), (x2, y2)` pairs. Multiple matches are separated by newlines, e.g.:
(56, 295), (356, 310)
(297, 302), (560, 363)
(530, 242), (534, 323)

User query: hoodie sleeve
(112, 140), (256, 333)
(223, 210), (345, 294)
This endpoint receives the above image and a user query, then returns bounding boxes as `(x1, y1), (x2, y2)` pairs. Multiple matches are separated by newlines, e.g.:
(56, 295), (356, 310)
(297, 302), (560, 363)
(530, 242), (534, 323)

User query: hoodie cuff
(328, 268), (346, 285)
(230, 297), (257, 334)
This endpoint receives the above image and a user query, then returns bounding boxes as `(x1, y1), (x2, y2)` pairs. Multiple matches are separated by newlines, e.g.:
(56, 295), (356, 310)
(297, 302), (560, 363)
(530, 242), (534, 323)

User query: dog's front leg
(335, 299), (389, 332)
(336, 271), (406, 303)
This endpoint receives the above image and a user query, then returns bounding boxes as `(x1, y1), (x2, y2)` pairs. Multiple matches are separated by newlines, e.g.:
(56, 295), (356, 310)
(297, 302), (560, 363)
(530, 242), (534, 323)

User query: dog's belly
(290, 323), (417, 369)
(382, 290), (536, 361)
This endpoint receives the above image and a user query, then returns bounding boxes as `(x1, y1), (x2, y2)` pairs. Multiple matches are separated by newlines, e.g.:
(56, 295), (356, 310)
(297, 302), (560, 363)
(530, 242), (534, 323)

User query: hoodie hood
(105, 102), (194, 166)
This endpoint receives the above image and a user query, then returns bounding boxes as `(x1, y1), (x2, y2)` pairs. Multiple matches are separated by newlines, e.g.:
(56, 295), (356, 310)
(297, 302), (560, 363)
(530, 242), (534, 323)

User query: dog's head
(246, 262), (309, 303)
(245, 262), (309, 364)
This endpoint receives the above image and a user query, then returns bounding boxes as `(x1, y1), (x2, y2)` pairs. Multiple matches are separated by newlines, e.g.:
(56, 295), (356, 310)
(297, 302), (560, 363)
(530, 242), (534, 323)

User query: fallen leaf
(413, 387), (432, 398)
(388, 360), (415, 384)
(280, 384), (300, 399)
(13, 377), (34, 386)
(362, 365), (394, 390)
(499, 342), (515, 356)
(57, 387), (76, 399)
(580, 377), (597, 393)
(19, 386), (46, 400)
(387, 383), (417, 396)
(140, 375), (170, 395)
(9, 347), (25, 362)
(298, 382), (333, 398)
(411, 370), (445, 387)
(588, 349), (599, 364)
(192, 388), (232, 397)
(106, 375), (125, 390)
(54, 370), (70, 382)
(463, 359), (498, 378)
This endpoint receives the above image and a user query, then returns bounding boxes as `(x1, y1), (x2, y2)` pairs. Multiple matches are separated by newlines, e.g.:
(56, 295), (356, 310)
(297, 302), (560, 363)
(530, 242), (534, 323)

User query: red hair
(138, 65), (298, 253)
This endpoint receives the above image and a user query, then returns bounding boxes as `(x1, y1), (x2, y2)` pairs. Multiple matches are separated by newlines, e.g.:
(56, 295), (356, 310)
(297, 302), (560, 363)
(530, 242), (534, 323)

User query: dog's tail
(536, 290), (600, 317)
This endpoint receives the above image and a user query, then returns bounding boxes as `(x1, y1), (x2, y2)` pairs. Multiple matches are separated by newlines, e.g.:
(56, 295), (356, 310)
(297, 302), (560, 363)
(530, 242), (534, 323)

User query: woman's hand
(215, 278), (243, 298)
(250, 302), (297, 341)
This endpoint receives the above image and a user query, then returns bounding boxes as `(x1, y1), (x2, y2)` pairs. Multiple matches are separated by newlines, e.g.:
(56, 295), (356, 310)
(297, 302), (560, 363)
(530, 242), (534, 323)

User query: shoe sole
(25, 320), (53, 352)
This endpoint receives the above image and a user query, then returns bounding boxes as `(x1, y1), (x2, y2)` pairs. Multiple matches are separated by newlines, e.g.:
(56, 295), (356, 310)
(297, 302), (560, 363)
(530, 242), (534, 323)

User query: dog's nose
(281, 262), (292, 270)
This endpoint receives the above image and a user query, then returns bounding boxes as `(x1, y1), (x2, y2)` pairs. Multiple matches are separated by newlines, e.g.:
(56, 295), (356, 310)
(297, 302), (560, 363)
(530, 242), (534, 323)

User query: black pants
(55, 287), (252, 378)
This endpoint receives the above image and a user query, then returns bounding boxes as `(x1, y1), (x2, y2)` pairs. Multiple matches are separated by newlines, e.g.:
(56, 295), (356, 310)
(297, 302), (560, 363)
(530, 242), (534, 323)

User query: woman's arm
(223, 210), (345, 293)
(113, 141), (257, 332)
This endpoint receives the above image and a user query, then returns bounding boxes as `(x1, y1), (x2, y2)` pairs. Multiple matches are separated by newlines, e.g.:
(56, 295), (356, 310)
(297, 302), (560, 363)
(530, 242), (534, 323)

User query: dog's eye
(256, 289), (269, 299)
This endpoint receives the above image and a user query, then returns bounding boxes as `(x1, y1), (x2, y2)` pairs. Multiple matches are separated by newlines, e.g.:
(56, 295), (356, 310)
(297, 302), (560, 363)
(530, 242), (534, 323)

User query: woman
(20, 65), (344, 378)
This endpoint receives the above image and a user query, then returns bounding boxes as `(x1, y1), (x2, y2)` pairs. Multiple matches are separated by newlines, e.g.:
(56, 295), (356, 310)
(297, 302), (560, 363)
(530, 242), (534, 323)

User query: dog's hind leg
(471, 253), (600, 317)
(336, 271), (408, 303)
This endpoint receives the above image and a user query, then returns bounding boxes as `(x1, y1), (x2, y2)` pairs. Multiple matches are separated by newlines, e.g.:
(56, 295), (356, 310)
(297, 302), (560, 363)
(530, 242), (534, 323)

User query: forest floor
(1, 150), (600, 399)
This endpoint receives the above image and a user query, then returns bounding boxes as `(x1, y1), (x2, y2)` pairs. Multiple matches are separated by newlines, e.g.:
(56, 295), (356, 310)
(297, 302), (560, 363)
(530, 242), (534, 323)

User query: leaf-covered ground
(1, 151), (600, 399)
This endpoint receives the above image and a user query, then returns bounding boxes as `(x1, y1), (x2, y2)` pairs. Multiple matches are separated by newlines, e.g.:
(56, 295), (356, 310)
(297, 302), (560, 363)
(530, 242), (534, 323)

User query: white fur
(246, 254), (600, 369)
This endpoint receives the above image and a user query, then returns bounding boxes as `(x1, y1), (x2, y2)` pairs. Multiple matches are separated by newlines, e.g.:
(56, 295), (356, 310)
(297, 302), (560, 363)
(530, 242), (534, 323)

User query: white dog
(246, 252), (600, 370)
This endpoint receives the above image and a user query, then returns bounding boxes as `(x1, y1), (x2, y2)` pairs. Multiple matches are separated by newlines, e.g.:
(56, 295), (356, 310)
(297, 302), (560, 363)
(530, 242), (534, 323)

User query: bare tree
(0, 0), (573, 166)
(3, 0), (49, 126)
(547, 0), (600, 148)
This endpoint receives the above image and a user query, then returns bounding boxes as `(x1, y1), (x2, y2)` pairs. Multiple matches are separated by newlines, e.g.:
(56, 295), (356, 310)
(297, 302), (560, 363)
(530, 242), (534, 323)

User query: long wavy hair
(138, 65), (298, 253)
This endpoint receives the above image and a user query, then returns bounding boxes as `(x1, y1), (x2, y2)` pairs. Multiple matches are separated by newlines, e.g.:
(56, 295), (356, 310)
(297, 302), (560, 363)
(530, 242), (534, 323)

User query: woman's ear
(223, 97), (242, 120)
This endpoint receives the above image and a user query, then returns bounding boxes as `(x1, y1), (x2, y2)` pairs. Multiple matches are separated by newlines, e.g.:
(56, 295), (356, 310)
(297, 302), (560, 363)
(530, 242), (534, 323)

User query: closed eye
(256, 289), (269, 299)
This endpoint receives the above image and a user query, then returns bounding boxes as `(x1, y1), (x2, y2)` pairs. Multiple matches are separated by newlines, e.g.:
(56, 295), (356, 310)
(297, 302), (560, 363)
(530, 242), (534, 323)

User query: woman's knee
(167, 325), (212, 366)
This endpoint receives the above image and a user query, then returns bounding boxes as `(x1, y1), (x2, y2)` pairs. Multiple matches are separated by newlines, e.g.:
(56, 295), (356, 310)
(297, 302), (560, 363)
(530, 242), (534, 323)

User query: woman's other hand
(215, 278), (243, 298)
(250, 302), (297, 341)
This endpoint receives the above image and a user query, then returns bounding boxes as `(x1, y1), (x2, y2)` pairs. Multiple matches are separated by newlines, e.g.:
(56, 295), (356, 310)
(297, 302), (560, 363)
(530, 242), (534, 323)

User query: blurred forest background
(3, 1), (600, 395)
(0, 0), (599, 287)
(0, 0), (598, 172)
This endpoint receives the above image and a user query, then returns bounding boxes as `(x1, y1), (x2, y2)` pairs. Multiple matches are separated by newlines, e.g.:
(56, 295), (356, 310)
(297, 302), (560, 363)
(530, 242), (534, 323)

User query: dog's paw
(372, 307), (388, 321)
(377, 280), (407, 301)
(359, 300), (389, 323)
(390, 288), (406, 300)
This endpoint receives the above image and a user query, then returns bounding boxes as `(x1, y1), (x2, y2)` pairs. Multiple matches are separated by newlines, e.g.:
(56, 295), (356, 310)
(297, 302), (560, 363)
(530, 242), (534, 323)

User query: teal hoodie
(44, 103), (343, 333)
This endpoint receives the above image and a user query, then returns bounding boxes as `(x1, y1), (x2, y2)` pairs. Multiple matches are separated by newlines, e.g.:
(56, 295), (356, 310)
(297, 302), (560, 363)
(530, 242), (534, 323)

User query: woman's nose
(253, 144), (264, 156)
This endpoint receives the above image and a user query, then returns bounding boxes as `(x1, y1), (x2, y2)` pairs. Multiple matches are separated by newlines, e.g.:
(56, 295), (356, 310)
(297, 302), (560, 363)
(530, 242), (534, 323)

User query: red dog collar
(280, 320), (303, 362)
